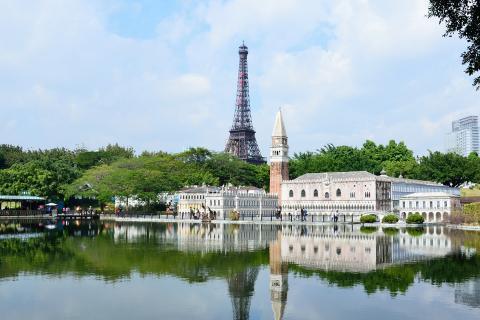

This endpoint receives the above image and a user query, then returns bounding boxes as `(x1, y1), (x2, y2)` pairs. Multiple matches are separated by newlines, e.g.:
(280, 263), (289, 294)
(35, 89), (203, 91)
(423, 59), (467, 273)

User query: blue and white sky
(1, 0), (478, 157)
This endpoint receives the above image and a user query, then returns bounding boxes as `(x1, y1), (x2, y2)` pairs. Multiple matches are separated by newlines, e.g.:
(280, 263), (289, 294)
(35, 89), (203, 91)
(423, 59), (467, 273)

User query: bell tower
(269, 109), (289, 201)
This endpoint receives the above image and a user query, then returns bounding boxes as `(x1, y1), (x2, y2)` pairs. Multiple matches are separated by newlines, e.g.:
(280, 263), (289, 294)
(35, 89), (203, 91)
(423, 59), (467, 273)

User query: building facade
(399, 192), (461, 222)
(268, 112), (460, 220)
(177, 185), (219, 216)
(269, 110), (289, 202)
(280, 171), (392, 220)
(177, 185), (278, 220)
(446, 115), (479, 156)
(388, 175), (460, 211)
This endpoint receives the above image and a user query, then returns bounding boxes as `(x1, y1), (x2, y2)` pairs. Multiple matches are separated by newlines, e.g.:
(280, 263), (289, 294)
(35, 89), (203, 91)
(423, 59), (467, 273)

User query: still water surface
(1, 221), (480, 320)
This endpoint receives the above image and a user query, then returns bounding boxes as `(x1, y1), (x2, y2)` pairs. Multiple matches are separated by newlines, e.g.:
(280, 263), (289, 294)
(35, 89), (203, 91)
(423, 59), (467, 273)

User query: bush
(360, 214), (377, 223)
(460, 203), (480, 225)
(360, 226), (377, 234)
(382, 214), (399, 224)
(450, 209), (480, 225)
(228, 210), (239, 221)
(406, 227), (425, 237)
(464, 202), (480, 215)
(382, 227), (399, 236)
(406, 213), (424, 224)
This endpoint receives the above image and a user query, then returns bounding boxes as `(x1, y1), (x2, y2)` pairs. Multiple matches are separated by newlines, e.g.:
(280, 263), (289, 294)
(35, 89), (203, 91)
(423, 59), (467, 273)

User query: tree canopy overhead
(428, 0), (480, 89)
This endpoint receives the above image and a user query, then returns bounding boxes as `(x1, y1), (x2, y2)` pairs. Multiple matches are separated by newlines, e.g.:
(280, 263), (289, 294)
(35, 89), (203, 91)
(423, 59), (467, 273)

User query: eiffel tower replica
(225, 43), (266, 164)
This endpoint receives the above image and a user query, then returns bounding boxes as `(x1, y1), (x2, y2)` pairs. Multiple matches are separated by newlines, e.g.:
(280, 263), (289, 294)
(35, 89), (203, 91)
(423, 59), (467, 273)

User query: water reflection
(270, 232), (288, 320)
(1, 221), (480, 319)
(455, 279), (480, 308)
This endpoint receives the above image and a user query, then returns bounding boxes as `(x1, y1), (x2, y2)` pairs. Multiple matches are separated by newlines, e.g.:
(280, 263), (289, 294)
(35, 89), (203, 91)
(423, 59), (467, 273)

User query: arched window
(289, 190), (294, 198)
(301, 190), (306, 197)
(313, 189), (318, 197)
(325, 192), (330, 199)
(336, 188), (341, 197)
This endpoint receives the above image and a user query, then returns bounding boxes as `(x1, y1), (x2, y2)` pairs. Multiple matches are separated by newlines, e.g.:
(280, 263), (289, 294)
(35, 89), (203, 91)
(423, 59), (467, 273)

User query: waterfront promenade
(100, 214), (474, 229)
(2, 213), (479, 230)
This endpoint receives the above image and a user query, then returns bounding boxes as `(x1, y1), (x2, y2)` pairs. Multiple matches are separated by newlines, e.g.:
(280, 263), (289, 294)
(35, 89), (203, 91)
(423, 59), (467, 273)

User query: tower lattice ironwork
(225, 43), (265, 164)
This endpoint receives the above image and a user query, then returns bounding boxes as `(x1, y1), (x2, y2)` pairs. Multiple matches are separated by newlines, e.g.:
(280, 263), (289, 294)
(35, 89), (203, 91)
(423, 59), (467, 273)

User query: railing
(107, 211), (358, 223)
(0, 210), (100, 219)
(0, 210), (47, 217)
(107, 211), (179, 219)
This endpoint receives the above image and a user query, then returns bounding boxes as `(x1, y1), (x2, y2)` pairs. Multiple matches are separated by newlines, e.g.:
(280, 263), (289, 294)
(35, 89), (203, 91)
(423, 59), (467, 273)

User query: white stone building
(399, 192), (461, 222)
(280, 171), (392, 221)
(268, 111), (460, 221)
(388, 174), (459, 211)
(177, 185), (219, 217)
(177, 185), (278, 220)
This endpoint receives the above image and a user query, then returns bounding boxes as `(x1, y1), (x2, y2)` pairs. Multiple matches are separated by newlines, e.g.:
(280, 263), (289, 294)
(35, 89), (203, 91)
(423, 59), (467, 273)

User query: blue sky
(0, 0), (478, 157)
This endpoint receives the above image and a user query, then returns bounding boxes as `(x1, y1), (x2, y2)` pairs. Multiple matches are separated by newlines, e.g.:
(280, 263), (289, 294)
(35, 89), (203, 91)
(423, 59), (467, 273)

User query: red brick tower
(269, 110), (289, 201)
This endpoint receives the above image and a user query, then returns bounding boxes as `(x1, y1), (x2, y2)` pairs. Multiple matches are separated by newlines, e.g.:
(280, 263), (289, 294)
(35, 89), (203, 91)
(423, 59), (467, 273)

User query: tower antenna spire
(225, 43), (265, 164)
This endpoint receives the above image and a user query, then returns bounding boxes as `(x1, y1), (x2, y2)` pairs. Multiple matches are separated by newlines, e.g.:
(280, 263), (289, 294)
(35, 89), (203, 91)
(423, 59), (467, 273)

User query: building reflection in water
(268, 225), (459, 319)
(269, 232), (288, 320)
(113, 222), (281, 253)
(278, 225), (453, 273)
(109, 223), (478, 318)
(113, 222), (279, 320)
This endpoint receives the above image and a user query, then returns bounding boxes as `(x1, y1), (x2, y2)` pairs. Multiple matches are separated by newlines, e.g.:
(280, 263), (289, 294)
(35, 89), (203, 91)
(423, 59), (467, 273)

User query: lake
(1, 220), (479, 319)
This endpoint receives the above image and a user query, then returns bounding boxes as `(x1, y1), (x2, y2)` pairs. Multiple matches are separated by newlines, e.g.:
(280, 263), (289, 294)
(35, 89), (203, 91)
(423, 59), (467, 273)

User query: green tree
(0, 145), (29, 168)
(0, 161), (54, 196)
(415, 151), (471, 187)
(202, 152), (263, 187)
(0, 148), (81, 199)
(289, 140), (415, 178)
(428, 0), (480, 89)
(75, 144), (134, 169)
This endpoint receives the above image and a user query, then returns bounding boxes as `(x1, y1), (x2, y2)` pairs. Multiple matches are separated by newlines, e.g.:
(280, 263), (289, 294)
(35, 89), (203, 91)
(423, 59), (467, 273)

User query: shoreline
(1, 215), (479, 230)
(98, 215), (480, 229)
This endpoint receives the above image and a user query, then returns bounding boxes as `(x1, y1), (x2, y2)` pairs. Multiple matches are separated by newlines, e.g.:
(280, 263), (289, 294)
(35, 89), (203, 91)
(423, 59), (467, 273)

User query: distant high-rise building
(445, 115), (479, 156)
(225, 43), (265, 164)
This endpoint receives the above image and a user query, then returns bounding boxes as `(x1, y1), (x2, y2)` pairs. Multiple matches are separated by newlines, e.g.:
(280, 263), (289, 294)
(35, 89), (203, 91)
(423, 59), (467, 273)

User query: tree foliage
(290, 140), (480, 187)
(290, 140), (416, 179)
(1, 140), (479, 205)
(0, 148), (81, 199)
(65, 148), (270, 207)
(428, 0), (480, 89)
(75, 144), (134, 169)
(416, 151), (471, 187)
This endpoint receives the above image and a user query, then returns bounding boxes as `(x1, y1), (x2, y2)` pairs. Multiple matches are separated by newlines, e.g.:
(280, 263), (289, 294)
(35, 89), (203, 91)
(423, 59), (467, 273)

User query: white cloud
(0, 0), (477, 156)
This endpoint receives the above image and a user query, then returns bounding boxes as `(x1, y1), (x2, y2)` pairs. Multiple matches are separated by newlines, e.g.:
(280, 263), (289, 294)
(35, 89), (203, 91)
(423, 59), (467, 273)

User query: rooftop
(0, 195), (45, 201)
(386, 176), (446, 186)
(272, 109), (287, 137)
(400, 192), (459, 199)
(293, 171), (379, 181)
(290, 171), (453, 188)
(179, 185), (265, 194)
(179, 186), (220, 194)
